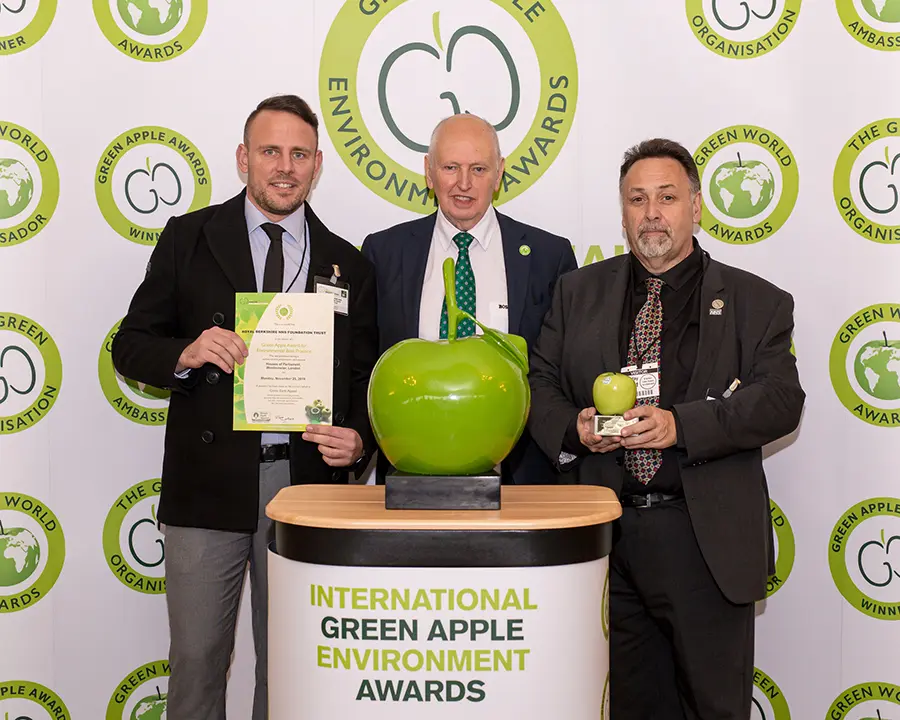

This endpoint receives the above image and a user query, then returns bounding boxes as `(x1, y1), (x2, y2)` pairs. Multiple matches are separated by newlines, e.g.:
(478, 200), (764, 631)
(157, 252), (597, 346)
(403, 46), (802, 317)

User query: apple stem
(157, 686), (162, 700)
(737, 152), (742, 167)
(441, 257), (459, 342)
(885, 330), (890, 347)
(0, 519), (4, 535)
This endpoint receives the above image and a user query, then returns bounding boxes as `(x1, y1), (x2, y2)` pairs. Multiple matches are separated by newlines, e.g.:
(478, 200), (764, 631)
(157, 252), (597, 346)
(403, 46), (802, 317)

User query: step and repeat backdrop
(1, 0), (899, 718)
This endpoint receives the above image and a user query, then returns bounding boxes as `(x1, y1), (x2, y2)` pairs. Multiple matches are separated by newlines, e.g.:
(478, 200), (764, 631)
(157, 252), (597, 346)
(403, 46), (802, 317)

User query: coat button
(334, 357), (340, 369)
(212, 312), (225, 326)
(206, 370), (220, 385)
(331, 471), (341, 482)
(335, 412), (345, 424)
(201, 430), (215, 444)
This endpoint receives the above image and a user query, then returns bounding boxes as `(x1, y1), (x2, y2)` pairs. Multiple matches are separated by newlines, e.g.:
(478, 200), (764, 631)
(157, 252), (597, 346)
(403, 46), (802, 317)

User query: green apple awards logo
(686, 0), (800, 58)
(103, 479), (165, 594)
(694, 125), (799, 244)
(752, 667), (791, 720)
(319, 0), (577, 213)
(826, 682), (900, 719)
(99, 319), (169, 425)
(0, 681), (71, 720)
(830, 303), (900, 427)
(93, 0), (207, 61)
(0, 0), (57, 55)
(0, 312), (61, 434)
(106, 661), (169, 720)
(767, 499), (795, 597)
(0, 121), (59, 248)
(837, 0), (900, 50)
(95, 126), (211, 246)
(830, 497), (900, 619)
(0, 492), (64, 613)
(834, 119), (900, 243)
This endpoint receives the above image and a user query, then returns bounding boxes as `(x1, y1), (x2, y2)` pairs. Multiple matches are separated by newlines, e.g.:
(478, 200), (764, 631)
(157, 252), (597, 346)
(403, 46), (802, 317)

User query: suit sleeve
(111, 217), (194, 390)
(673, 292), (805, 464)
(347, 261), (379, 467)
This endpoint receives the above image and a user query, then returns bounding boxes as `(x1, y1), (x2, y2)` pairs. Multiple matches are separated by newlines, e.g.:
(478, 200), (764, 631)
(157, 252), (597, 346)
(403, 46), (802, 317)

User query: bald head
(428, 114), (501, 166)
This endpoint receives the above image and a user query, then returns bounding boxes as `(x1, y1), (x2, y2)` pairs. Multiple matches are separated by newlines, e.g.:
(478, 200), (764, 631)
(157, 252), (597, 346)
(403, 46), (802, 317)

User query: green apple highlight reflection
(592, 372), (637, 415)
(368, 258), (530, 475)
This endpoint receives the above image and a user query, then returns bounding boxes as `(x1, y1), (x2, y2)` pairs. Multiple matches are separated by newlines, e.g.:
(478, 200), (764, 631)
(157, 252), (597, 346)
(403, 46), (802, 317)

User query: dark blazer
(360, 210), (578, 485)
(528, 250), (804, 604)
(111, 191), (379, 533)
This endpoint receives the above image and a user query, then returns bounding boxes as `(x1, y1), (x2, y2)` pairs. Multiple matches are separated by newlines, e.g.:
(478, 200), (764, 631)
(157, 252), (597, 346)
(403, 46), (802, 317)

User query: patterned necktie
(260, 223), (284, 292)
(439, 232), (476, 338)
(624, 277), (664, 484)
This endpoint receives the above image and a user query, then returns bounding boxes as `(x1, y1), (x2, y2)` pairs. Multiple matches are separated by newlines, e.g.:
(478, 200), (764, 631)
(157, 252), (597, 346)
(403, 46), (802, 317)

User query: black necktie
(261, 223), (284, 292)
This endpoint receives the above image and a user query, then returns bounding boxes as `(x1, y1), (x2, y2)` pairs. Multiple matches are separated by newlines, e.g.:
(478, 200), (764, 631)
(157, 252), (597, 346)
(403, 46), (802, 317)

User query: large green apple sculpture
(368, 258), (530, 475)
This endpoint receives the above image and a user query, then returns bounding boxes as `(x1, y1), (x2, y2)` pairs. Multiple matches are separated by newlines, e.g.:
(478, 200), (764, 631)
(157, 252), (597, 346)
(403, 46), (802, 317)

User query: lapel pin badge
(519, 244), (531, 256)
(709, 298), (724, 316)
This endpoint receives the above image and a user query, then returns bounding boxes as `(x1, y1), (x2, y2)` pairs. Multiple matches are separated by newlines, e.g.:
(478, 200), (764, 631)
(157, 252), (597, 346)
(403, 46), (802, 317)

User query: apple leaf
(887, 146), (891, 166)
(146, 156), (151, 173)
(150, 503), (157, 523)
(883, 528), (886, 546)
(432, 11), (443, 51)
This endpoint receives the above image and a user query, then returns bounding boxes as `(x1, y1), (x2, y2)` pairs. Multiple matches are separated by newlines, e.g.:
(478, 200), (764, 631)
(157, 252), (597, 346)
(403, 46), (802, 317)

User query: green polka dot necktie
(439, 232), (476, 339)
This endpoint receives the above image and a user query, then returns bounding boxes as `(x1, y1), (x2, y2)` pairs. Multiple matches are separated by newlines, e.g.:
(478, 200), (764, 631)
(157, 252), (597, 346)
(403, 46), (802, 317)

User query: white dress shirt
(418, 206), (508, 341)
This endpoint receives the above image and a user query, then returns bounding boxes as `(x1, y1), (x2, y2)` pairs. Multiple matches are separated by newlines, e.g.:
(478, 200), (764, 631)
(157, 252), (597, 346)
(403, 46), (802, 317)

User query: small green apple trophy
(367, 258), (530, 510)
(592, 372), (638, 436)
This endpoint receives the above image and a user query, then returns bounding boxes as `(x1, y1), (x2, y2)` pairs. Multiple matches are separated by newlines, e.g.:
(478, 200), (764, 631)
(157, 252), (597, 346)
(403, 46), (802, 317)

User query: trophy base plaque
(385, 471), (501, 511)
(594, 415), (639, 437)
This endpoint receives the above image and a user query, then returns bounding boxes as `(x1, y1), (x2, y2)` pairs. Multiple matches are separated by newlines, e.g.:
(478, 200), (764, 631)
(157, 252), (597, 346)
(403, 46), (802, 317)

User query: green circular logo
(0, 680), (71, 718)
(95, 126), (211, 245)
(829, 303), (900, 427)
(694, 125), (799, 244)
(0, 312), (62, 434)
(752, 667), (791, 719)
(102, 479), (165, 595)
(99, 319), (169, 425)
(106, 660), (169, 720)
(834, 119), (900, 243)
(767, 499), (795, 597)
(319, 0), (578, 213)
(686, 0), (801, 58)
(0, 121), (59, 247)
(93, 0), (207, 61)
(837, 0), (900, 50)
(0, 0), (57, 55)
(0, 492), (64, 613)
(826, 682), (900, 718)
(829, 497), (900, 620)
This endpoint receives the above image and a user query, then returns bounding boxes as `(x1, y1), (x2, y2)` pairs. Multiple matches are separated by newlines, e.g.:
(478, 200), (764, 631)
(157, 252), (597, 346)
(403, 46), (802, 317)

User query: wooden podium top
(266, 485), (621, 531)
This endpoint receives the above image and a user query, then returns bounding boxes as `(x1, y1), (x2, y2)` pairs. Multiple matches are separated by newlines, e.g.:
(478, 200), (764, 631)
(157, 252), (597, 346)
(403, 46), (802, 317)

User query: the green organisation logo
(0, 680), (71, 719)
(0, 0), (57, 55)
(826, 682), (900, 719)
(99, 319), (169, 425)
(830, 497), (900, 620)
(694, 125), (798, 244)
(767, 499), (795, 597)
(319, 0), (577, 213)
(106, 660), (169, 720)
(93, 0), (207, 61)
(0, 492), (64, 613)
(95, 126), (211, 245)
(830, 303), (900, 427)
(103, 479), (165, 594)
(686, 0), (800, 58)
(834, 119), (900, 243)
(0, 312), (61, 435)
(0, 121), (59, 247)
(837, 0), (900, 50)
(752, 667), (791, 720)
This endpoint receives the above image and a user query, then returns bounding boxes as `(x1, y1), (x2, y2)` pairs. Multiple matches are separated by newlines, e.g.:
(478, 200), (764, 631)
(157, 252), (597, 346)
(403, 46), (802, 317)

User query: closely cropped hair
(243, 95), (319, 145)
(619, 138), (700, 195)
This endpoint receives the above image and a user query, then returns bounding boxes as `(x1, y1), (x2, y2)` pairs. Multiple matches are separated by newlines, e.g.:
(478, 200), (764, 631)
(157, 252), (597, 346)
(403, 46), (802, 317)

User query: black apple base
(385, 471), (501, 510)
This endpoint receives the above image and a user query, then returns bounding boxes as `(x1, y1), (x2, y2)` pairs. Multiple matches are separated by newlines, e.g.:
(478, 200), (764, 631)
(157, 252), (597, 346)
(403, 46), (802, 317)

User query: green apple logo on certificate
(233, 292), (334, 431)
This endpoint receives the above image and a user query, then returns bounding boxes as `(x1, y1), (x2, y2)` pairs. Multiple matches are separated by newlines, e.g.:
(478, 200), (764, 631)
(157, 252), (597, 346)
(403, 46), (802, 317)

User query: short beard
(633, 231), (673, 259)
(249, 175), (307, 218)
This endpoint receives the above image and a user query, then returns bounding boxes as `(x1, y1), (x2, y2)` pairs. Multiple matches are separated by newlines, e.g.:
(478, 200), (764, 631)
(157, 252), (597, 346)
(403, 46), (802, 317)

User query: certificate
(233, 292), (334, 432)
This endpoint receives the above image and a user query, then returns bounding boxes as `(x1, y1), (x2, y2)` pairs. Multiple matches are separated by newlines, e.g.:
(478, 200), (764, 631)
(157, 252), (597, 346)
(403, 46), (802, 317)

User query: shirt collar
(244, 195), (306, 245)
(631, 237), (703, 292)
(435, 205), (498, 251)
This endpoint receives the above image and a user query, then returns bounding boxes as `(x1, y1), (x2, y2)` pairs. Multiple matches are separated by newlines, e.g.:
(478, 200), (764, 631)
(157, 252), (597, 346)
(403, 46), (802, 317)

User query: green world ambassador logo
(686, 0), (800, 58)
(0, 312), (61, 434)
(0, 492), (64, 613)
(99, 319), (169, 425)
(834, 119), (900, 243)
(93, 0), (207, 61)
(830, 497), (900, 620)
(0, 121), (58, 247)
(107, 660), (169, 720)
(0, 0), (57, 55)
(320, 0), (577, 213)
(95, 126), (211, 245)
(826, 682), (900, 718)
(837, 0), (900, 51)
(830, 303), (900, 427)
(0, 680), (71, 719)
(103, 479), (165, 594)
(767, 499), (795, 597)
(694, 125), (799, 244)
(752, 667), (791, 720)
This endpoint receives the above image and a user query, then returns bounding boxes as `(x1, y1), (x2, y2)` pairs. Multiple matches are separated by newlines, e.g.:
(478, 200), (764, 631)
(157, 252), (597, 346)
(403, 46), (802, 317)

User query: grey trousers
(163, 459), (290, 720)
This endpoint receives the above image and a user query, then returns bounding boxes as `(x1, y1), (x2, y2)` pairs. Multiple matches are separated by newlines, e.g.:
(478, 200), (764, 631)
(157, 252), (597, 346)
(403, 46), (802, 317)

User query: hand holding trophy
(592, 372), (639, 436)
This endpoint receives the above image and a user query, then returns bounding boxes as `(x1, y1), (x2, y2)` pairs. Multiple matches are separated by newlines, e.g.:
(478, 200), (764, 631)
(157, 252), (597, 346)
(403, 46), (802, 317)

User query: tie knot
(645, 277), (664, 295)
(453, 232), (474, 251)
(261, 222), (284, 244)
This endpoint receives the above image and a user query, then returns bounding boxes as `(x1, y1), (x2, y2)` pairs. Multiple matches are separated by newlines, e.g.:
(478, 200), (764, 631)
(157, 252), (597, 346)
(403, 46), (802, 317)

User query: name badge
(621, 362), (660, 401)
(314, 276), (349, 316)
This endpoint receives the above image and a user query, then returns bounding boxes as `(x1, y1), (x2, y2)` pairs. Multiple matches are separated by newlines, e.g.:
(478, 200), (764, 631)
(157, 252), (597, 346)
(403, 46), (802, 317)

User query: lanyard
(282, 218), (308, 293)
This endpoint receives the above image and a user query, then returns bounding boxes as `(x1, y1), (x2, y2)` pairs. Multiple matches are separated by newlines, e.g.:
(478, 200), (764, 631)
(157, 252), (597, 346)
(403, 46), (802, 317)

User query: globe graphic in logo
(862, 0), (900, 22)
(0, 526), (40, 587)
(0, 159), (35, 221)
(709, 154), (775, 220)
(124, 376), (171, 401)
(131, 692), (167, 720)
(854, 335), (900, 401)
(117, 0), (184, 36)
